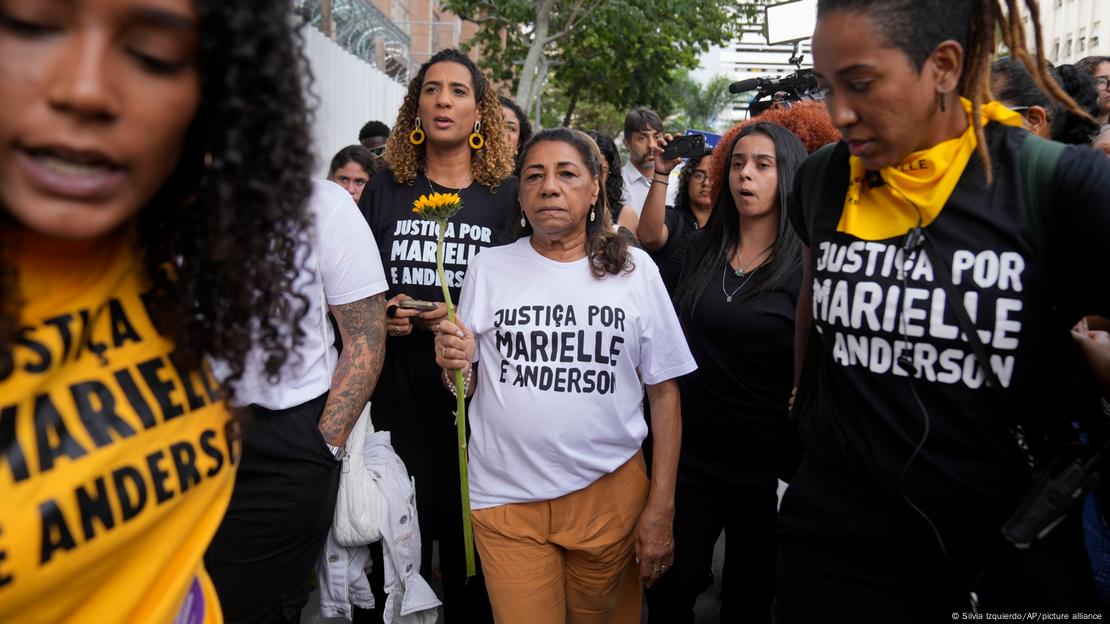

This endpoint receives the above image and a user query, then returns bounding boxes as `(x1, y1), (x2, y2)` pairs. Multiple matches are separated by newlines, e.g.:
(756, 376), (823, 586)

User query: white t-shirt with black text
(458, 238), (697, 509)
(215, 179), (388, 409)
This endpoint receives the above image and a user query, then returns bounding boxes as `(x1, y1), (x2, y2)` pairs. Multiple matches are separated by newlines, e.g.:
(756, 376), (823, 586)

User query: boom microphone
(729, 77), (770, 94)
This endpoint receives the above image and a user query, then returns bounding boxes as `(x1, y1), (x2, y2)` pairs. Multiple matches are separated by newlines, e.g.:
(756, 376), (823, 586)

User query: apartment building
(1029, 0), (1109, 65)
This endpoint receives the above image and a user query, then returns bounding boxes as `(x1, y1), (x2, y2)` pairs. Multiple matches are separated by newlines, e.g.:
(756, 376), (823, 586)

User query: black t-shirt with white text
(357, 169), (519, 425)
(785, 124), (1110, 541)
(359, 170), (519, 304)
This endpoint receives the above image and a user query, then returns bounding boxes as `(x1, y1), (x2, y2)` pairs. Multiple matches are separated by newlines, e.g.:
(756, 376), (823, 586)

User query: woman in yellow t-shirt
(0, 1), (315, 622)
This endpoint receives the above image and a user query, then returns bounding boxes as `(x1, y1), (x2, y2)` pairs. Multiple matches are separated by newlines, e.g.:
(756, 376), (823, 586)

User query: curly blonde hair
(384, 49), (515, 189)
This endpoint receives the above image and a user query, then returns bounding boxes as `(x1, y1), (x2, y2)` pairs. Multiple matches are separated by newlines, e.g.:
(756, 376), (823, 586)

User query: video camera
(728, 69), (824, 117)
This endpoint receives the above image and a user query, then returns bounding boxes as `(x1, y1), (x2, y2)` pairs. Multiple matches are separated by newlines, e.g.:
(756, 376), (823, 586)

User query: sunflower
(412, 192), (464, 222)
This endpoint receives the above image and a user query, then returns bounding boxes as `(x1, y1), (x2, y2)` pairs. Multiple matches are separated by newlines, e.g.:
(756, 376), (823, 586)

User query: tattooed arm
(318, 293), (387, 447)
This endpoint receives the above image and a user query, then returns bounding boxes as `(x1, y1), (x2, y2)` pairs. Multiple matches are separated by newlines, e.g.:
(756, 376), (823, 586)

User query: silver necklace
(733, 248), (769, 277)
(721, 263), (758, 303)
(426, 173), (472, 195)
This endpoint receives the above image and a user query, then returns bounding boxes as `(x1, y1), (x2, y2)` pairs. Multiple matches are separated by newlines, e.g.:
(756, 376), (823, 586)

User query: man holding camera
(621, 107), (679, 214)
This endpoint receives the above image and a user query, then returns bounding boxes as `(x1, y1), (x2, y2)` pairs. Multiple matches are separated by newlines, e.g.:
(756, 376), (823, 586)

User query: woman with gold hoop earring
(356, 48), (516, 623)
(469, 121), (485, 149)
(410, 117), (426, 145)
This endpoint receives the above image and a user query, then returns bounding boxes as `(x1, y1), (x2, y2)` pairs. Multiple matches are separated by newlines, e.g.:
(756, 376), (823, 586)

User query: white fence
(303, 26), (407, 177)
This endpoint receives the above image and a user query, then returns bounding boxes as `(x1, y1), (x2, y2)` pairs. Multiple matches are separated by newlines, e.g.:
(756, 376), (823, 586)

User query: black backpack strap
(792, 142), (850, 418)
(1019, 134), (1064, 270)
(801, 142), (842, 243)
(921, 233), (1036, 468)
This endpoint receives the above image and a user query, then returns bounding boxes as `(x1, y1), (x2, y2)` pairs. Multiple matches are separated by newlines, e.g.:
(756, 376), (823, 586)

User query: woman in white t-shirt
(435, 128), (697, 623)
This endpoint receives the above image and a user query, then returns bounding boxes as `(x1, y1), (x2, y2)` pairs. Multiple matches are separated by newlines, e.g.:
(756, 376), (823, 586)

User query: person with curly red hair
(709, 101), (840, 206)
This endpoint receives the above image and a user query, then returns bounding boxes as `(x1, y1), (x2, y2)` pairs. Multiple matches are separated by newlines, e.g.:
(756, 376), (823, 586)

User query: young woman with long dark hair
(644, 122), (807, 623)
(780, 1), (1110, 620)
(0, 0), (315, 621)
(357, 48), (517, 622)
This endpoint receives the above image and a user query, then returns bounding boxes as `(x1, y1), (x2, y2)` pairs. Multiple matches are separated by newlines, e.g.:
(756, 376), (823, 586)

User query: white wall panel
(303, 27), (406, 177)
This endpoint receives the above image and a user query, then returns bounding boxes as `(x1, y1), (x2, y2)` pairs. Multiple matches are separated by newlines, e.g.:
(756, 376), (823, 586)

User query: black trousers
(205, 392), (340, 624)
(775, 454), (1096, 623)
(645, 453), (779, 624)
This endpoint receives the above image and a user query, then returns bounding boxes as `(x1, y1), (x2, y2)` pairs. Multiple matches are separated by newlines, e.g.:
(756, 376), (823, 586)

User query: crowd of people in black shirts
(323, 25), (1110, 622)
(4, 0), (1110, 623)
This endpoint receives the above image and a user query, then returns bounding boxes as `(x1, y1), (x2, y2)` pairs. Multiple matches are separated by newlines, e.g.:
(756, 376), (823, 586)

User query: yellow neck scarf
(837, 98), (1023, 241)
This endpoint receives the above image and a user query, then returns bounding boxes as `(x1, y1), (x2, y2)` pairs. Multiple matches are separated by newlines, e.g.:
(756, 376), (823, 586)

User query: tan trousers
(471, 452), (651, 624)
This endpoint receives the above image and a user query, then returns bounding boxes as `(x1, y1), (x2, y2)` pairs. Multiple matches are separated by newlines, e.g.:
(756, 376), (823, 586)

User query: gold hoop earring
(469, 121), (484, 150)
(409, 117), (426, 145)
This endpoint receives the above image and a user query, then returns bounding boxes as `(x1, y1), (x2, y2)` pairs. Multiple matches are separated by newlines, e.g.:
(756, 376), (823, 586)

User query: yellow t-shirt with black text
(0, 233), (237, 623)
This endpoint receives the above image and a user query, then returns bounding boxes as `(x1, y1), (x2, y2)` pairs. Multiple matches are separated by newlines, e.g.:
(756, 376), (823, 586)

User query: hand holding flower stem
(413, 192), (476, 577)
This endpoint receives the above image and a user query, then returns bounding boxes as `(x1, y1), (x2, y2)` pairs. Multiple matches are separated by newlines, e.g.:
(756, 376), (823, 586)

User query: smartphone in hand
(398, 299), (439, 312)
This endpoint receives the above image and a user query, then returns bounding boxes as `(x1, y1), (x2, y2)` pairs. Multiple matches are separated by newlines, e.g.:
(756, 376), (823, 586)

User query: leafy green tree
(444, 0), (605, 114)
(444, 0), (764, 124)
(668, 73), (735, 132)
(550, 1), (748, 125)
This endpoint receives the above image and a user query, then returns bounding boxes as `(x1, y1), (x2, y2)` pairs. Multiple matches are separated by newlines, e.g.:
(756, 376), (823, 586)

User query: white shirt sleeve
(456, 252), (483, 363)
(620, 162), (636, 206)
(315, 180), (388, 306)
(633, 253), (697, 385)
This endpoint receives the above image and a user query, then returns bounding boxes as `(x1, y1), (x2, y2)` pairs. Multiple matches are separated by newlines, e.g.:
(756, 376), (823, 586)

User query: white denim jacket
(317, 431), (440, 623)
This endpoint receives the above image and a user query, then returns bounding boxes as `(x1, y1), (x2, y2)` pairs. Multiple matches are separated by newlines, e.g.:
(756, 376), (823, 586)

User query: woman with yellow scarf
(778, 1), (1110, 622)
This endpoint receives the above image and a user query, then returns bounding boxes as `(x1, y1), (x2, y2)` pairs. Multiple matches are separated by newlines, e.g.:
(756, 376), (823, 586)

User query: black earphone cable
(880, 175), (980, 614)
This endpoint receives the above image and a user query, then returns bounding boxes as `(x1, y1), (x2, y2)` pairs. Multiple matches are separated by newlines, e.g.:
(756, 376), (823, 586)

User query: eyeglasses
(1094, 77), (1110, 92)
(1008, 105), (1052, 124)
(367, 145), (386, 157)
(690, 171), (708, 183)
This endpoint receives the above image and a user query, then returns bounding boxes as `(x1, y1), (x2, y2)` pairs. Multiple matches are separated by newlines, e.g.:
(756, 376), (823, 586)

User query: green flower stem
(436, 221), (476, 578)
